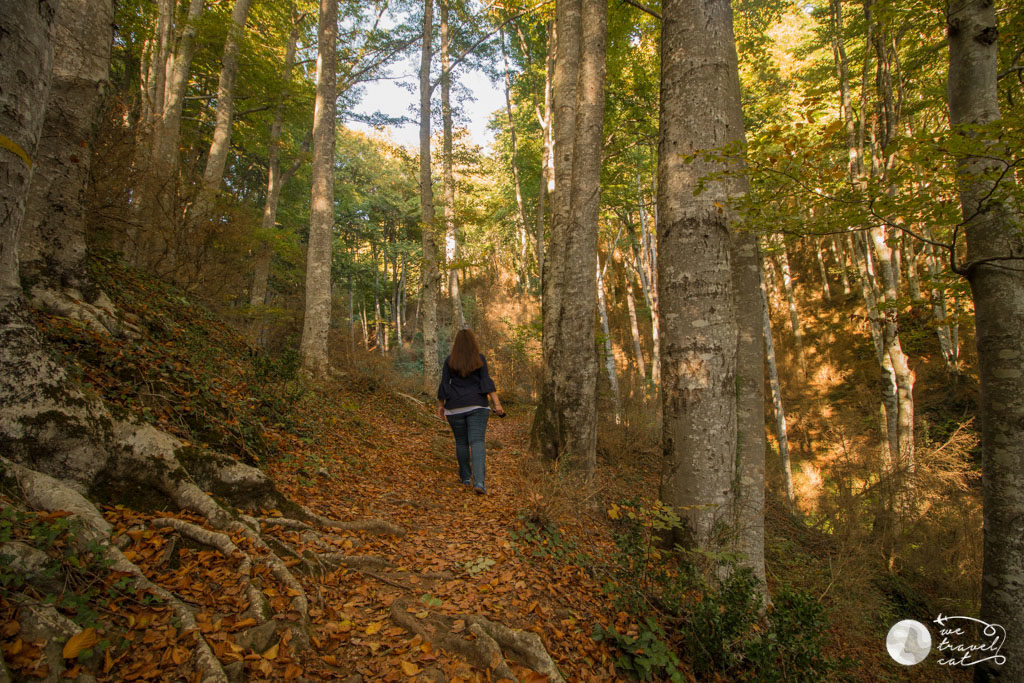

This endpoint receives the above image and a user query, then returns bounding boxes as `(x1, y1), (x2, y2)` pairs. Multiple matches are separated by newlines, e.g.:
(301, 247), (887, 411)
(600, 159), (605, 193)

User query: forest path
(264, 401), (620, 681)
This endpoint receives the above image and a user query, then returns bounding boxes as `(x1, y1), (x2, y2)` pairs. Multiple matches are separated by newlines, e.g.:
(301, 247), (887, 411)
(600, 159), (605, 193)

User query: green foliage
(510, 516), (584, 564)
(462, 556), (496, 576)
(0, 506), (139, 634)
(594, 617), (685, 682)
(598, 499), (846, 681)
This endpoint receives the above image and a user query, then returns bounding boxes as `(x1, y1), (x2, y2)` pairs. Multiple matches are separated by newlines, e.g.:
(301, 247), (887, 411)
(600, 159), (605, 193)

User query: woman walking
(436, 329), (505, 494)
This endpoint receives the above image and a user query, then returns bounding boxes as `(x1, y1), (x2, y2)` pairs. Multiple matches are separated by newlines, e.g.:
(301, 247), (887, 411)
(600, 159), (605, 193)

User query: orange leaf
(401, 661), (421, 676)
(365, 621), (384, 636)
(62, 628), (99, 659)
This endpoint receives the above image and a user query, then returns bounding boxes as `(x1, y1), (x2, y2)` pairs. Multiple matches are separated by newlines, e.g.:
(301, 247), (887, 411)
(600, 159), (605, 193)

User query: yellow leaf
(263, 642), (280, 660)
(63, 628), (99, 659)
(401, 661), (421, 676)
(365, 621), (384, 636)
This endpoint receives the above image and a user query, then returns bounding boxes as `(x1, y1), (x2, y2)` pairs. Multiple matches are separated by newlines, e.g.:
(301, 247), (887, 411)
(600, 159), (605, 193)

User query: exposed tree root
(303, 509), (406, 537)
(150, 517), (268, 622)
(390, 597), (565, 683)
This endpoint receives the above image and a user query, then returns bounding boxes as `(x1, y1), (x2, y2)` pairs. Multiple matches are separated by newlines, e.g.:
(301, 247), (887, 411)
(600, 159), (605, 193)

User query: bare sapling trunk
(814, 237), (832, 302)
(761, 258), (794, 504)
(597, 252), (620, 423)
(419, 0), (441, 393)
(924, 242), (959, 373)
(774, 236), (806, 376)
(831, 235), (852, 295)
(440, 1), (465, 332)
(298, 0), (337, 378)
(625, 268), (646, 383)
(197, 0), (254, 211)
(535, 21), (555, 291)
(501, 29), (532, 288)
(901, 233), (923, 303)
(947, 1), (1024, 677)
(637, 176), (660, 388)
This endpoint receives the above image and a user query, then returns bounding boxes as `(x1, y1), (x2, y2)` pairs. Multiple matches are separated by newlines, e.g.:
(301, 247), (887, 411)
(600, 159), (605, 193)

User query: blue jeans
(446, 408), (489, 489)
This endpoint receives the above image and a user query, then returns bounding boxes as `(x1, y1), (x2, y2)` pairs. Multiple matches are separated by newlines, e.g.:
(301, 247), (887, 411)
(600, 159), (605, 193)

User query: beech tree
(530, 0), (608, 474)
(947, 0), (1024, 677)
(298, 0), (338, 377)
(657, 0), (761, 572)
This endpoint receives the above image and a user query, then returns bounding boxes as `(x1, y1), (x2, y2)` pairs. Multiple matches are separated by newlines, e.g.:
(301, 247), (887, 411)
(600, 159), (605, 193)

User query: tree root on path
(389, 597), (565, 683)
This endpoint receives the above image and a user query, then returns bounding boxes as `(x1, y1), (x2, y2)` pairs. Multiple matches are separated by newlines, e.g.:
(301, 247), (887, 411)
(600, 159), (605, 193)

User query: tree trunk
(18, 0), (113, 292)
(732, 229), (767, 586)
(298, 0), (337, 378)
(530, 0), (607, 475)
(657, 0), (744, 553)
(774, 237), (806, 376)
(249, 9), (302, 342)
(0, 0), (59, 299)
(902, 233), (923, 303)
(831, 235), (852, 295)
(597, 253), (620, 423)
(198, 0), (253, 205)
(625, 269), (646, 383)
(814, 237), (832, 302)
(925, 242), (959, 373)
(535, 21), (555, 292)
(762, 258), (794, 504)
(419, 0), (440, 393)
(501, 30), (532, 288)
(638, 176), (660, 388)
(142, 0), (205, 245)
(947, 2), (1024, 677)
(440, 1), (465, 332)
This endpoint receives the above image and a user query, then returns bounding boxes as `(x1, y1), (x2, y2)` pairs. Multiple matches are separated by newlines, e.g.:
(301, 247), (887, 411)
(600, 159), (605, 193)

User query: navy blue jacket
(437, 354), (496, 409)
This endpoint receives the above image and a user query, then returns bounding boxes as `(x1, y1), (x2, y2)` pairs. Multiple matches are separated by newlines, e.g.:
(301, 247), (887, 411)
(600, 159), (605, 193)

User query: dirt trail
(265, 403), (620, 681)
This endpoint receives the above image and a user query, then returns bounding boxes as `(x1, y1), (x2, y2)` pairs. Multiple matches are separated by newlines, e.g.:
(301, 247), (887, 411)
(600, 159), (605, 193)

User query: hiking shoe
(474, 486), (486, 495)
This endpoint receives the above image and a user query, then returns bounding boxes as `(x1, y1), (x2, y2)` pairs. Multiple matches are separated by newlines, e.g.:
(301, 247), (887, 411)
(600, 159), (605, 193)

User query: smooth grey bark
(732, 230), (767, 586)
(530, 0), (607, 475)
(637, 177), (660, 387)
(814, 237), (832, 302)
(657, 0), (745, 552)
(947, 2), (1024, 678)
(501, 29), (532, 288)
(298, 0), (337, 378)
(625, 268), (646, 382)
(925, 242), (959, 372)
(140, 0), (174, 142)
(869, 225), (915, 471)
(774, 237), (806, 375)
(0, 1), (59, 299)
(902, 233), (924, 303)
(440, 0), (465, 332)
(19, 0), (113, 290)
(761, 256), (794, 504)
(144, 0), (205, 236)
(535, 21), (555, 290)
(596, 254), (620, 422)
(197, 0), (254, 206)
(419, 0), (441, 393)
(250, 10), (302, 313)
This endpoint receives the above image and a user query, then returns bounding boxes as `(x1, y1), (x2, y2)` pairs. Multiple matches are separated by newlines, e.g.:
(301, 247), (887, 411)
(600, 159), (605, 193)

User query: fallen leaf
(400, 660), (421, 676)
(263, 641), (280, 660)
(365, 621), (384, 636)
(62, 628), (98, 659)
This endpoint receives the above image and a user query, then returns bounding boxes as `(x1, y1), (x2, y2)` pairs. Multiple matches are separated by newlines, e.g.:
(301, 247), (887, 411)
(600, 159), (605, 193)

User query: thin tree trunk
(774, 238), (806, 375)
(0, 0), (59, 299)
(761, 258), (794, 504)
(373, 243), (384, 353)
(814, 238), (832, 302)
(625, 269), (646, 382)
(902, 233), (923, 303)
(249, 9), (301, 342)
(298, 0), (337, 378)
(637, 176), (660, 388)
(419, 0), (440, 393)
(440, 0), (465, 332)
(948, 4), (1024, 677)
(501, 29), (531, 288)
(596, 254), (620, 423)
(924, 242), (958, 372)
(831, 235), (852, 295)
(140, 0), (174, 144)
(198, 0), (253, 206)
(535, 20), (555, 292)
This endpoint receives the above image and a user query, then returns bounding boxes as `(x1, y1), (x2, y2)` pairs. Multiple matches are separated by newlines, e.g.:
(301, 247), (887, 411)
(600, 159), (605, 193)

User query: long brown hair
(448, 328), (483, 377)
